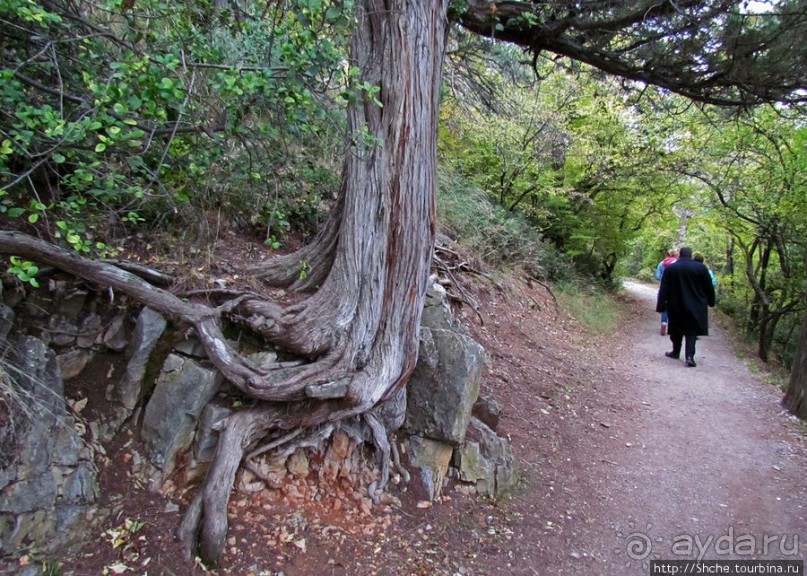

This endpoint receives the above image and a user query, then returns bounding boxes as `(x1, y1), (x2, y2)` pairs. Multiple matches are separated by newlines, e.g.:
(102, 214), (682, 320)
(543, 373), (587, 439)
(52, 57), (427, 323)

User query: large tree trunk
(199, 0), (450, 563)
(183, 1), (450, 563)
(783, 308), (807, 419)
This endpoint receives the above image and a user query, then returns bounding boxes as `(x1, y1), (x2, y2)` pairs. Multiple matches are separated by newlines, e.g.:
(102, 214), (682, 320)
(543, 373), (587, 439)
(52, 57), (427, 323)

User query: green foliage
(620, 100), (806, 368)
(684, 106), (805, 366)
(7, 256), (39, 287)
(440, 32), (803, 368)
(437, 169), (573, 281)
(440, 52), (682, 284)
(0, 0), (350, 251)
(555, 283), (621, 335)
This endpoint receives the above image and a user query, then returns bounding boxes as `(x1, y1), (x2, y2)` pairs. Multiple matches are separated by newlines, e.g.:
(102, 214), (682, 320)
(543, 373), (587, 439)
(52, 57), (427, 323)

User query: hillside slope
(55, 277), (807, 576)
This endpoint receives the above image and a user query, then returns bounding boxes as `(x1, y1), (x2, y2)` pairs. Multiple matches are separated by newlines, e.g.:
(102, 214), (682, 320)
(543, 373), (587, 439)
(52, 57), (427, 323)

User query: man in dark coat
(656, 246), (716, 367)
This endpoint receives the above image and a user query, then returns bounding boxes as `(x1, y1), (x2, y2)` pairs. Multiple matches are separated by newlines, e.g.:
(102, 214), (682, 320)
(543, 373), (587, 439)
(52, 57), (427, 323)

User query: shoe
(665, 352), (679, 359)
(660, 323), (667, 336)
(686, 357), (696, 367)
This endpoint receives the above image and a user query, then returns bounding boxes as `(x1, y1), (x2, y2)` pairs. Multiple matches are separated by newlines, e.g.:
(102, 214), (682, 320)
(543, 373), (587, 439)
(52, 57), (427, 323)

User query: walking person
(654, 249), (678, 335)
(693, 252), (718, 288)
(656, 246), (716, 367)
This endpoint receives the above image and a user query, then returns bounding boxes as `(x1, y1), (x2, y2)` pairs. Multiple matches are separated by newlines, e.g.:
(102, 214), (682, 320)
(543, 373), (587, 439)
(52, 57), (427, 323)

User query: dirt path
(328, 278), (807, 576)
(575, 280), (805, 573)
(469, 279), (807, 575)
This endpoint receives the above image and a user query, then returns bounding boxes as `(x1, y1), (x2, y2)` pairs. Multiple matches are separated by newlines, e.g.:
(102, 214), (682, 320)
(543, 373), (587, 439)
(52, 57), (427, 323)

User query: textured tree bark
(783, 315), (807, 419)
(783, 254), (807, 420)
(185, 3), (450, 559)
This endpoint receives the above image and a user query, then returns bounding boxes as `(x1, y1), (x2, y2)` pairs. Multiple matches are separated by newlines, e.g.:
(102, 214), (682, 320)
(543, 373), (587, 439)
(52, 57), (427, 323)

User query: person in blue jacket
(693, 252), (718, 288)
(656, 247), (716, 367)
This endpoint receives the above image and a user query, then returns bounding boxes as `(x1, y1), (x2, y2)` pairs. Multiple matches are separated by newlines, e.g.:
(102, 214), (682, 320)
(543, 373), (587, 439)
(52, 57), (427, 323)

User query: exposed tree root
(0, 231), (357, 401)
(176, 401), (346, 565)
(253, 190), (343, 291)
(177, 408), (275, 565)
(365, 413), (391, 504)
(526, 276), (559, 314)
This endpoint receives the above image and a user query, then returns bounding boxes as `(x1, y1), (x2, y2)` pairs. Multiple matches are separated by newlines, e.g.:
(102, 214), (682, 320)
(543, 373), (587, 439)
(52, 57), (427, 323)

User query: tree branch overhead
(459, 0), (807, 106)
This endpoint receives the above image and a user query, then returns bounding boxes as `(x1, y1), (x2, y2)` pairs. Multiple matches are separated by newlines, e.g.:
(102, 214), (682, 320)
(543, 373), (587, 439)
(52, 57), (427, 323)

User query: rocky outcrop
(0, 331), (100, 559)
(106, 306), (168, 433)
(406, 284), (485, 445)
(404, 284), (518, 501)
(452, 417), (518, 497)
(141, 353), (224, 486)
(0, 278), (518, 567)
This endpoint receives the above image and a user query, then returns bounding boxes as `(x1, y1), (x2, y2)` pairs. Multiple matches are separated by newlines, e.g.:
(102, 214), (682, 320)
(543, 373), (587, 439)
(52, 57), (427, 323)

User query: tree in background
(783, 252), (807, 419)
(677, 106), (806, 364)
(2, 0), (806, 563)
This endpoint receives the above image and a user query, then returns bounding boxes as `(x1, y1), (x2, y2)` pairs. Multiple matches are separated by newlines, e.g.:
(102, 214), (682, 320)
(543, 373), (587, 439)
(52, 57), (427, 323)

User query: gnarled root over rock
(176, 392), (409, 566)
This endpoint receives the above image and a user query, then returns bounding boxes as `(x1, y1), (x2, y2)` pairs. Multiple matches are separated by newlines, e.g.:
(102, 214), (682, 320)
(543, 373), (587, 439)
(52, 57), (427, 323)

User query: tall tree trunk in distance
(783, 253), (807, 419)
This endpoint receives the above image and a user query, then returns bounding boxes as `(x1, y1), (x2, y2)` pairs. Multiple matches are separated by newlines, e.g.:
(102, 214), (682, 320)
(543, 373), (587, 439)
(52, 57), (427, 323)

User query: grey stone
(9, 510), (55, 553)
(60, 463), (98, 505)
(51, 425), (82, 467)
(57, 348), (94, 380)
(472, 394), (503, 431)
(420, 284), (465, 333)
(57, 289), (89, 322)
(75, 313), (102, 348)
(102, 314), (130, 352)
(0, 474), (57, 514)
(13, 335), (65, 416)
(0, 303), (14, 340)
(52, 505), (94, 551)
(173, 335), (208, 358)
(0, 302), (100, 560)
(107, 307), (167, 411)
(18, 292), (54, 320)
(141, 354), (223, 479)
(454, 441), (493, 486)
(194, 401), (233, 462)
(408, 435), (453, 501)
(49, 317), (79, 347)
(453, 418), (518, 497)
(405, 327), (484, 445)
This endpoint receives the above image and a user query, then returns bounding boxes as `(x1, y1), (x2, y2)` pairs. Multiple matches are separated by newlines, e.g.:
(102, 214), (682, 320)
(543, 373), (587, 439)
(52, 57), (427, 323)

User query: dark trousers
(670, 332), (697, 359)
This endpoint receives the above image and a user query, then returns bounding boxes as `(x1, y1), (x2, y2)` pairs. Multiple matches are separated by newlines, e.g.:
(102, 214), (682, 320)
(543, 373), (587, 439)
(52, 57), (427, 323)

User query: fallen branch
(527, 275), (559, 316)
